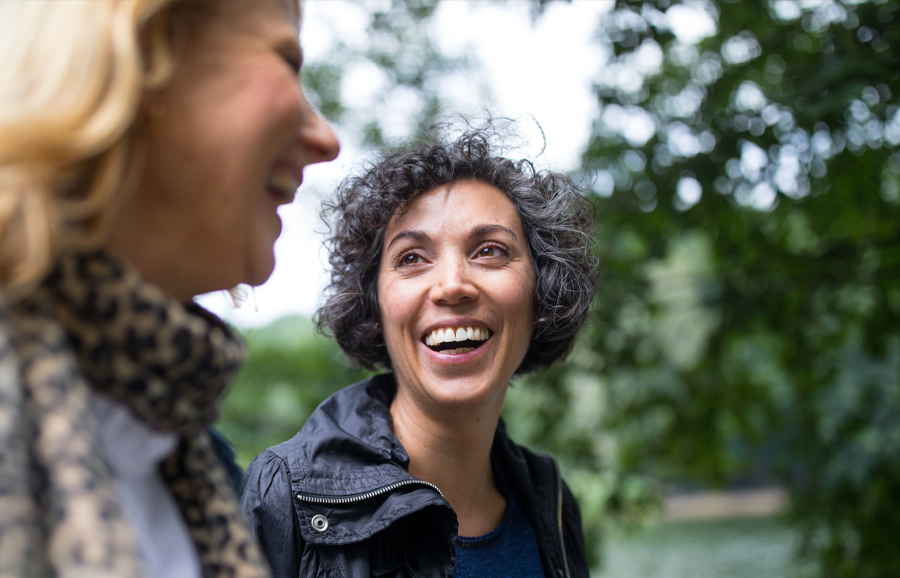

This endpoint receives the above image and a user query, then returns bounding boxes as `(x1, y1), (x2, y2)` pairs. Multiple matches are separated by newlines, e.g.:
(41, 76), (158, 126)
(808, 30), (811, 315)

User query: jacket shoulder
(241, 449), (305, 578)
(258, 375), (397, 466)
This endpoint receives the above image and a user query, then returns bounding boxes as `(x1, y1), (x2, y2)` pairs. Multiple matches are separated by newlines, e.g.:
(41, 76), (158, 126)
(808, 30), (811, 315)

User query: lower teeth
(442, 347), (475, 355)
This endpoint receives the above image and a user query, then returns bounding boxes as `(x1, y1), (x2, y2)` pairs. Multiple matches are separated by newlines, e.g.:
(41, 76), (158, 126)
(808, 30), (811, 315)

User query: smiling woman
(0, 1), (337, 577)
(109, 0), (340, 299)
(241, 124), (598, 578)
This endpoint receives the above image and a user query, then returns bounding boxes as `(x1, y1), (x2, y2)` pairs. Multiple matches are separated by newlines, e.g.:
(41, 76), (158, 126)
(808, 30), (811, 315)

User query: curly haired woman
(242, 124), (597, 578)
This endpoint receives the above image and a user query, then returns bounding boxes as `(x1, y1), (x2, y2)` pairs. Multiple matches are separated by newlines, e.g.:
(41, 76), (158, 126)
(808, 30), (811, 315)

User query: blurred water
(595, 518), (802, 578)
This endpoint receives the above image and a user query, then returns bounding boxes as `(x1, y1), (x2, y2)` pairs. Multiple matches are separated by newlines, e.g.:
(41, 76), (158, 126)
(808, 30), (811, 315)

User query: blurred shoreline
(664, 487), (788, 521)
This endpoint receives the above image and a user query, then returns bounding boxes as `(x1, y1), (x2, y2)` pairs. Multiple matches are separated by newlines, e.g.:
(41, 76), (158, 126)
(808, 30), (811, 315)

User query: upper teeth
(424, 326), (489, 347)
(266, 169), (300, 198)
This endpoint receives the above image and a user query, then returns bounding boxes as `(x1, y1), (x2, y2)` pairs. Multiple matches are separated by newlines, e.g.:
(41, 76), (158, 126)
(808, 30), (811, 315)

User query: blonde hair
(0, 0), (207, 293)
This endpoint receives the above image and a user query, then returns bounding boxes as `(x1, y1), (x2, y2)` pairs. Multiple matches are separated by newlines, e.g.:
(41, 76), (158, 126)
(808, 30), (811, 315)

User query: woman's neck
(389, 386), (508, 537)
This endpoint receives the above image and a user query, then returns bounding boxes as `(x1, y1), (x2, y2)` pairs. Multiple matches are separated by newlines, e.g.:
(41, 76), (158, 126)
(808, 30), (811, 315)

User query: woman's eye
(282, 54), (301, 75)
(398, 253), (421, 266)
(280, 52), (303, 76)
(477, 245), (506, 258)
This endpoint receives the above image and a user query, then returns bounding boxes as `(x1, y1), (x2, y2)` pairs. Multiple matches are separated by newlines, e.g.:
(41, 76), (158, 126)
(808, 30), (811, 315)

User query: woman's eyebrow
(386, 230), (429, 249)
(387, 225), (518, 249)
(471, 224), (518, 240)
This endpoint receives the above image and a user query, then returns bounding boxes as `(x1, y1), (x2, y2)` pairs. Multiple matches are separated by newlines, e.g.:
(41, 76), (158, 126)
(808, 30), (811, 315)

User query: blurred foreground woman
(0, 1), (338, 577)
(242, 126), (596, 578)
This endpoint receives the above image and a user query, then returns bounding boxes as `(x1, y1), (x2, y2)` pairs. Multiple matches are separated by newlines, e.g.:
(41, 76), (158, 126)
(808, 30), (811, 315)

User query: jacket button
(311, 514), (329, 533)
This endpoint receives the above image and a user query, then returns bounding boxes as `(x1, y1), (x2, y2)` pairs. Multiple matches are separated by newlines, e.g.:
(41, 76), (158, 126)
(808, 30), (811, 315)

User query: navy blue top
(453, 493), (546, 578)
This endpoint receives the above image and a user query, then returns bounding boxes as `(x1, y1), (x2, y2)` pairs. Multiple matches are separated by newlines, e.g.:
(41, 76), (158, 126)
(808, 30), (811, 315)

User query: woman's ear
(138, 6), (179, 91)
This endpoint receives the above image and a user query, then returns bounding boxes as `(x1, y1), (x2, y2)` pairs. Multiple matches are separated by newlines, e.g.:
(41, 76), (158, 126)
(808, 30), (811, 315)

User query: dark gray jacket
(241, 375), (589, 578)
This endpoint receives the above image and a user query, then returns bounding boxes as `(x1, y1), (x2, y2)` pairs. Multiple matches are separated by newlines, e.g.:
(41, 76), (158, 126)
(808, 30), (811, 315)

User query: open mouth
(265, 168), (301, 203)
(423, 326), (492, 355)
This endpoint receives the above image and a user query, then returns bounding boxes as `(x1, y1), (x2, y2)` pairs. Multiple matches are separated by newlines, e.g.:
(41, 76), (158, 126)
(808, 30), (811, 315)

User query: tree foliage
(218, 316), (368, 466)
(573, 0), (900, 575)
(302, 0), (459, 146)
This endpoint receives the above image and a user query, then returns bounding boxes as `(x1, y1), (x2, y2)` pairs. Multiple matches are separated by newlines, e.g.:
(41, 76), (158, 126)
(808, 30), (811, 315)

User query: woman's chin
(241, 250), (277, 288)
(426, 382), (506, 412)
(410, 370), (508, 412)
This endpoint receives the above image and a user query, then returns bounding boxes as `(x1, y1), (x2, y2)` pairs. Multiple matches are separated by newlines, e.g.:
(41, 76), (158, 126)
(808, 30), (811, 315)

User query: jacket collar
(7, 250), (266, 578)
(270, 375), (455, 551)
(276, 374), (413, 495)
(35, 250), (244, 435)
(490, 423), (567, 578)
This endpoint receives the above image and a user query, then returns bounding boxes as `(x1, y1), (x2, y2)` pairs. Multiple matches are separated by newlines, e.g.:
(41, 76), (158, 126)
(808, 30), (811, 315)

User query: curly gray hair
(316, 123), (598, 373)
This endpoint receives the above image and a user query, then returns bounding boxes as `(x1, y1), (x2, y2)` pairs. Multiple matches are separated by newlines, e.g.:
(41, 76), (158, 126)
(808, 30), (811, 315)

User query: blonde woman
(0, 1), (339, 577)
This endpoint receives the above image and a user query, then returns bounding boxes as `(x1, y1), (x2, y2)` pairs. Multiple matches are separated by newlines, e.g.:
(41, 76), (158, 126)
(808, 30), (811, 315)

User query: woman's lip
(266, 186), (294, 204)
(421, 337), (490, 365)
(266, 187), (293, 205)
(271, 158), (305, 181)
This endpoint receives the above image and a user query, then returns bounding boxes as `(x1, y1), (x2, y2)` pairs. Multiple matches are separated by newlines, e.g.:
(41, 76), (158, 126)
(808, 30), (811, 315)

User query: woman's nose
(298, 94), (340, 164)
(430, 260), (478, 305)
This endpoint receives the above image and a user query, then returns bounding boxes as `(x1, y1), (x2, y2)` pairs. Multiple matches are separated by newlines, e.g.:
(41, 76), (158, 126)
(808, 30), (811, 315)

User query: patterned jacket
(0, 251), (269, 578)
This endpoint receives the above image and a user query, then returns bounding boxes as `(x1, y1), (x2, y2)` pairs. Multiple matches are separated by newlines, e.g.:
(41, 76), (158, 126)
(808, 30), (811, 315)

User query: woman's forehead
(211, 0), (300, 32)
(387, 181), (523, 235)
(288, 0), (301, 26)
(238, 0), (300, 28)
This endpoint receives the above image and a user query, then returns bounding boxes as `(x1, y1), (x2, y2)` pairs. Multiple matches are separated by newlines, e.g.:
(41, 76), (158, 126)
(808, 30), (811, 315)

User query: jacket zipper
(297, 465), (569, 575)
(296, 478), (444, 505)
(552, 456), (572, 578)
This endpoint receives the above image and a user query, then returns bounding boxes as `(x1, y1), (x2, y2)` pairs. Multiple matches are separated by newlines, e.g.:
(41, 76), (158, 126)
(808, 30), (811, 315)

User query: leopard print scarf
(0, 251), (270, 578)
